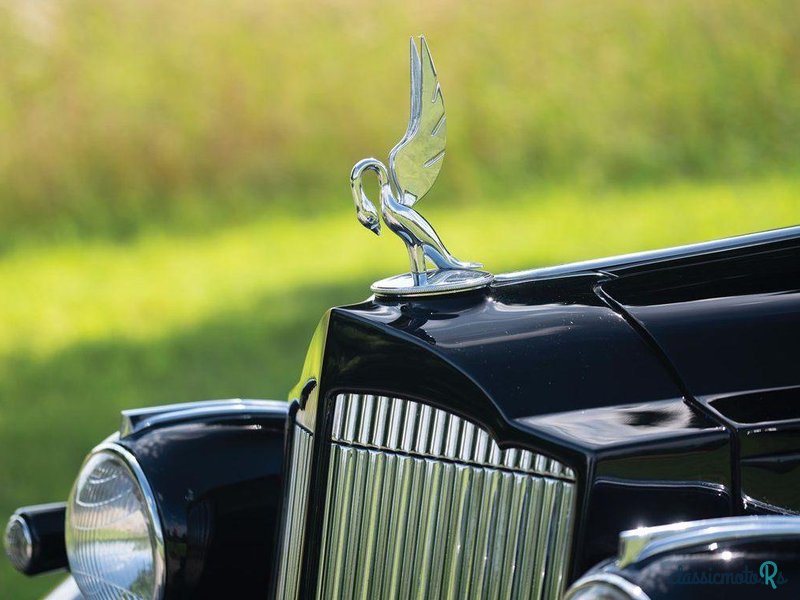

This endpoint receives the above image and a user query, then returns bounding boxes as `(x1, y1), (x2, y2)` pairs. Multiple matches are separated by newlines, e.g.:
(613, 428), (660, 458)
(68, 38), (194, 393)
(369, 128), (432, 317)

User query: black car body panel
(119, 408), (287, 598)
(587, 537), (800, 599)
(601, 235), (800, 517)
(522, 399), (733, 572)
(336, 274), (684, 421)
(600, 236), (800, 408)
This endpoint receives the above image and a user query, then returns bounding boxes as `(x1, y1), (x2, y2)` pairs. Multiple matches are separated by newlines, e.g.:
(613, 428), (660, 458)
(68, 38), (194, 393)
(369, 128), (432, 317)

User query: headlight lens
(65, 445), (165, 600)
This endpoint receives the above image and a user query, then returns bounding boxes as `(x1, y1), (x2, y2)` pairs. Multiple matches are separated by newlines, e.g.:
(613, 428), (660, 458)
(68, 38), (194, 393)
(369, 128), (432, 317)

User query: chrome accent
(742, 494), (800, 515)
(564, 573), (651, 600)
(315, 393), (577, 599)
(388, 36), (448, 208)
(331, 394), (575, 480)
(371, 269), (494, 297)
(349, 37), (491, 294)
(4, 514), (33, 572)
(617, 515), (800, 568)
(43, 577), (84, 600)
(274, 424), (314, 600)
(67, 442), (166, 599)
(496, 225), (800, 285)
(120, 398), (287, 436)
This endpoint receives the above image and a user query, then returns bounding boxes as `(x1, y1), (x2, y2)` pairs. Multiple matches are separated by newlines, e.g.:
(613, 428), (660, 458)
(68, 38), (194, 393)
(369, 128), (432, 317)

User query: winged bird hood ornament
(350, 36), (493, 296)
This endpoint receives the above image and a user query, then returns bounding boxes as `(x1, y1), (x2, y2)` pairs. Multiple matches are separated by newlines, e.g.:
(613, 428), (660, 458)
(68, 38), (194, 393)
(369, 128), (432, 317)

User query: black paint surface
(119, 411), (286, 599)
(592, 537), (800, 599)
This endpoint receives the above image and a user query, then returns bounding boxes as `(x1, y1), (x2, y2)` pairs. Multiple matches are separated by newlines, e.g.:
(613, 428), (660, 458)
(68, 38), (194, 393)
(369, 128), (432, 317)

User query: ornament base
(371, 269), (494, 297)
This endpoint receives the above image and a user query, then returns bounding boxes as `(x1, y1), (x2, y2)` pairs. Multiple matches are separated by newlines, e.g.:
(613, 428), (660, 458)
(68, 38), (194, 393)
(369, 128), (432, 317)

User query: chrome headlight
(564, 573), (649, 600)
(65, 443), (165, 600)
(4, 515), (33, 572)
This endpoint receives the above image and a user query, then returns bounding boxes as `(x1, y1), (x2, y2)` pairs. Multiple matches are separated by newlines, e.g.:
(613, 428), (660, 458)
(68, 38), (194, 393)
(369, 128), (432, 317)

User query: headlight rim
(564, 572), (651, 600)
(66, 441), (167, 600)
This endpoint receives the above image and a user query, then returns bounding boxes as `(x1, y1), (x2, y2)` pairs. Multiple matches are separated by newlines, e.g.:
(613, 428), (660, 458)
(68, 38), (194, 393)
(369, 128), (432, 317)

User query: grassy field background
(1, 0), (799, 596)
(2, 0), (800, 243)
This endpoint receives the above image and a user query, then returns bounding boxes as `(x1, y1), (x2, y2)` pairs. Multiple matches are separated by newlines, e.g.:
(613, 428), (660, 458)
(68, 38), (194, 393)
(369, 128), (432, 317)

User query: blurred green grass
(1, 0), (800, 596)
(1, 0), (799, 242)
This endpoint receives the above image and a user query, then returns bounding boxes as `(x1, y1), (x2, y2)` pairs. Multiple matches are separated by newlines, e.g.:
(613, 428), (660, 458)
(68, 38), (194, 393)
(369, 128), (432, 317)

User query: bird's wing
(389, 36), (446, 207)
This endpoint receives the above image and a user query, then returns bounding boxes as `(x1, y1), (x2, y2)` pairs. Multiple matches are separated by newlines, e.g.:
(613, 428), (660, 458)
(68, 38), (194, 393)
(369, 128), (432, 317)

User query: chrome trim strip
(73, 442), (167, 599)
(274, 424), (314, 600)
(742, 494), (800, 515)
(495, 225), (800, 284)
(618, 515), (800, 568)
(564, 573), (651, 600)
(120, 398), (288, 436)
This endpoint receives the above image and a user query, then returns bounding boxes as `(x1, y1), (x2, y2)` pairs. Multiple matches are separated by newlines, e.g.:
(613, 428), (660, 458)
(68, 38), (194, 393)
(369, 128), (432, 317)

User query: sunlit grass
(1, 176), (797, 361)
(2, 0), (800, 238)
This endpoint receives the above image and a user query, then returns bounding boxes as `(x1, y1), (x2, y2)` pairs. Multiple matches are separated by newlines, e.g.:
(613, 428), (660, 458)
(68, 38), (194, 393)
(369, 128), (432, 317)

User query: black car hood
(599, 235), (800, 419)
(329, 272), (682, 425)
(296, 228), (799, 457)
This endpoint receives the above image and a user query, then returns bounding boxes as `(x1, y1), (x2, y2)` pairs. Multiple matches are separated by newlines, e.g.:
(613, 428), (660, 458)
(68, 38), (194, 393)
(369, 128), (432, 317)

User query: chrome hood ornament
(350, 36), (493, 296)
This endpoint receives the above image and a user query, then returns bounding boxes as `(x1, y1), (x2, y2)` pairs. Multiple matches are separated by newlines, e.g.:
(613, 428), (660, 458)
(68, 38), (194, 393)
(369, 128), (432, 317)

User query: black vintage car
(5, 37), (800, 600)
(5, 225), (800, 599)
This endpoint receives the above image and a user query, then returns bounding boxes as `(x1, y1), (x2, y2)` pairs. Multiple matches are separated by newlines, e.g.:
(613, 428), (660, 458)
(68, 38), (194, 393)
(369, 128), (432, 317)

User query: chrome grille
(274, 424), (314, 600)
(330, 394), (575, 480)
(316, 393), (577, 600)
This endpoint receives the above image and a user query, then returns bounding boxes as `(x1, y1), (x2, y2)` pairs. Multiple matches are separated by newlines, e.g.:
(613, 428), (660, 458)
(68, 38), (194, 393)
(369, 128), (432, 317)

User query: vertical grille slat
(428, 461), (455, 598)
(531, 479), (558, 600)
(455, 465), (483, 598)
(544, 482), (576, 600)
(386, 454), (412, 597)
(470, 467), (500, 597)
(354, 451), (381, 599)
(370, 452), (395, 597)
(274, 424), (313, 600)
(276, 394), (576, 600)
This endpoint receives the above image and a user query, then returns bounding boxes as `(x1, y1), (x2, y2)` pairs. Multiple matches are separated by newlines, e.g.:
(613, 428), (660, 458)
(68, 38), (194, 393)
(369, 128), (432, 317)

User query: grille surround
(275, 393), (577, 600)
(274, 424), (314, 600)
